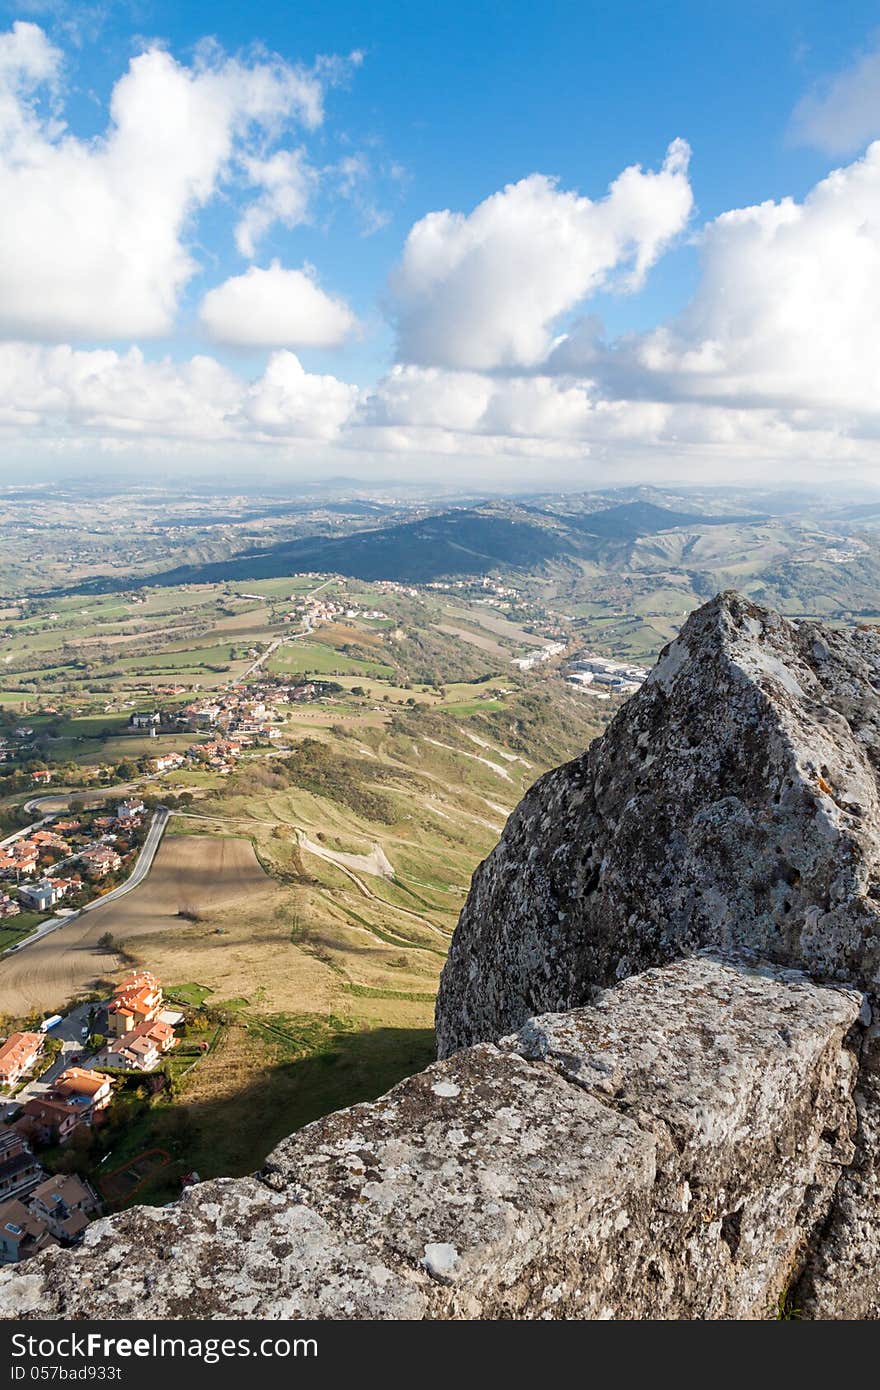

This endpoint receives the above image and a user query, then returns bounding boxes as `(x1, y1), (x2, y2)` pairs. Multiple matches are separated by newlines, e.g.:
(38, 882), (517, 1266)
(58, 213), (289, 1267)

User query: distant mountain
(45, 498), (767, 595)
(564, 500), (767, 539)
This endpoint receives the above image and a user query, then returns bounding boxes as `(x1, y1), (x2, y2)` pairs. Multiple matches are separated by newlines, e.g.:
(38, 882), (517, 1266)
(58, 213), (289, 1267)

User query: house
(16, 1097), (79, 1146)
(0, 893), (20, 919)
(0, 1198), (57, 1263)
(28, 1174), (99, 1242)
(129, 711), (160, 729)
(79, 846), (122, 879)
(17, 879), (60, 913)
(30, 769), (52, 785)
(0, 845), (38, 879)
(51, 1068), (111, 1116)
(116, 798), (144, 821)
(107, 972), (163, 1036)
(31, 830), (70, 852)
(104, 1017), (177, 1072)
(0, 1130), (44, 1202)
(149, 752), (185, 773)
(51, 873), (81, 899)
(0, 1032), (44, 1087)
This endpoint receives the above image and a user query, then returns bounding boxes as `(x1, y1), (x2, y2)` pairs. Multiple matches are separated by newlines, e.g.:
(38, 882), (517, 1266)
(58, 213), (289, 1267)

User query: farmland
(0, 836), (275, 1018)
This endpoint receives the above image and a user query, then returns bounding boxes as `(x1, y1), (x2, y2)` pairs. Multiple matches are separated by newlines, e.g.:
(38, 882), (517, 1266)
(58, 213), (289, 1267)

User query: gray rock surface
(0, 957), (864, 1320)
(437, 592), (880, 1055)
(436, 591), (880, 1316)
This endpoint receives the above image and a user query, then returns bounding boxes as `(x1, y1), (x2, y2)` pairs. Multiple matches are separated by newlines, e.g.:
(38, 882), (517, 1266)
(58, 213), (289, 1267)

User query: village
(0, 969), (185, 1262)
(124, 671), (344, 777)
(0, 798), (149, 919)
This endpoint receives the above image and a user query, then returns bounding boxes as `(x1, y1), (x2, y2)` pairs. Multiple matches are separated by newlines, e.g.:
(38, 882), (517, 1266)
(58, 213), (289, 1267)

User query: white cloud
(199, 261), (356, 349)
(0, 23), (334, 340)
(791, 37), (880, 155)
(361, 365), (591, 440)
(596, 140), (880, 420)
(235, 150), (316, 257)
(243, 350), (359, 437)
(388, 139), (692, 370)
(0, 340), (358, 443)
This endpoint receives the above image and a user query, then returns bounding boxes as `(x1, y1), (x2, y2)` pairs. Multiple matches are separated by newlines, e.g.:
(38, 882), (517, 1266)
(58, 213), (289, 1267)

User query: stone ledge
(0, 955), (864, 1320)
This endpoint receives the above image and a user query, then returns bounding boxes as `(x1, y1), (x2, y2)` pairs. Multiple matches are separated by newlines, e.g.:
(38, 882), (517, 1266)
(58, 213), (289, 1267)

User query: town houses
(0, 797), (148, 912)
(0, 1129), (42, 1203)
(0, 1032), (44, 1088)
(102, 972), (181, 1073)
(79, 846), (122, 879)
(107, 972), (164, 1035)
(0, 1173), (100, 1263)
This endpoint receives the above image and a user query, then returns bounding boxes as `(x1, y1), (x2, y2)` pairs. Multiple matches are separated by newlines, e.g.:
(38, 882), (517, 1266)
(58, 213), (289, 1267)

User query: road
(236, 576), (336, 682)
(79, 806), (169, 914)
(0, 807), (170, 961)
(1, 1001), (98, 1117)
(0, 816), (54, 848)
(237, 636), (283, 684)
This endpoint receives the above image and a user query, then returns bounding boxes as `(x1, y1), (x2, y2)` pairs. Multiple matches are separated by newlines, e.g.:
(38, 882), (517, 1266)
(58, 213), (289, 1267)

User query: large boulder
(437, 591), (880, 1054)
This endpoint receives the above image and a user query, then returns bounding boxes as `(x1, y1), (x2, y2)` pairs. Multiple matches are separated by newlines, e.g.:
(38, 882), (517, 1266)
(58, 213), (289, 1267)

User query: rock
(437, 592), (880, 1054)
(436, 590), (880, 1315)
(0, 956), (862, 1320)
(0, 1177), (432, 1320)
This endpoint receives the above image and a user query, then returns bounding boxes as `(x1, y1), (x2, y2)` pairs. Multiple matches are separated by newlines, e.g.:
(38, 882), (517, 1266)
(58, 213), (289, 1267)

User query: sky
(2, 0), (880, 490)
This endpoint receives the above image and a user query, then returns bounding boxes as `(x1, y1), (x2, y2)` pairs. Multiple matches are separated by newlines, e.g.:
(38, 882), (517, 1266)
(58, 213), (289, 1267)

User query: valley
(3, 477), (880, 1208)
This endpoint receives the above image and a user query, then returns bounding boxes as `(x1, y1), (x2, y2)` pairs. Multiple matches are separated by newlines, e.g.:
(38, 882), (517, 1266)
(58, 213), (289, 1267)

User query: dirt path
(422, 736), (513, 781)
(296, 830), (395, 879)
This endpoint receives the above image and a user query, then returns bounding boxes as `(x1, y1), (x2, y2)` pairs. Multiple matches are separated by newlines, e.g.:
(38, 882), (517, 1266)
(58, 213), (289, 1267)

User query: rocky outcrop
(0, 957), (865, 1320)
(437, 592), (880, 1053)
(436, 591), (880, 1315)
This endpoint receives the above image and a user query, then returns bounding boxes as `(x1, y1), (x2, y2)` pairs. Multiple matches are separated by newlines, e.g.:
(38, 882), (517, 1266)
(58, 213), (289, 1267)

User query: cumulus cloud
(0, 340), (358, 443)
(590, 140), (880, 420)
(0, 23), (335, 340)
(361, 364), (591, 440)
(242, 350), (359, 437)
(199, 261), (357, 349)
(388, 139), (692, 370)
(791, 37), (880, 155)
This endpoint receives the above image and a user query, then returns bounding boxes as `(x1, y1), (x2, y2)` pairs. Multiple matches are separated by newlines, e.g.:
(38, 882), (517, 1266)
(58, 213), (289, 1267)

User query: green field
(267, 641), (395, 678)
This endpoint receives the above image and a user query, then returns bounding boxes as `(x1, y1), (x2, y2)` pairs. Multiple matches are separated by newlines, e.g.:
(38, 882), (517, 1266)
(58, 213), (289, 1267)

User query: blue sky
(2, 0), (880, 485)
(36, 0), (877, 362)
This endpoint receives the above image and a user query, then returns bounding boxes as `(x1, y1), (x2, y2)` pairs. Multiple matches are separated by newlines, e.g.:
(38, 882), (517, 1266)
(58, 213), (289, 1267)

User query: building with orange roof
(107, 972), (163, 1037)
(52, 1068), (112, 1114)
(104, 1017), (178, 1072)
(0, 1033), (44, 1087)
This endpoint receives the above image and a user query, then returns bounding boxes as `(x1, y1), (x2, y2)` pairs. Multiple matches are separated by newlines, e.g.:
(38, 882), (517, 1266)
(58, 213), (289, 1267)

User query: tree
(97, 932), (115, 952)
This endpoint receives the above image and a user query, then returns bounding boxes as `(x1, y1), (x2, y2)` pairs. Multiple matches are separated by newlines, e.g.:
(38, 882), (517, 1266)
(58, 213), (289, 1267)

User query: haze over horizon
(2, 1), (880, 489)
